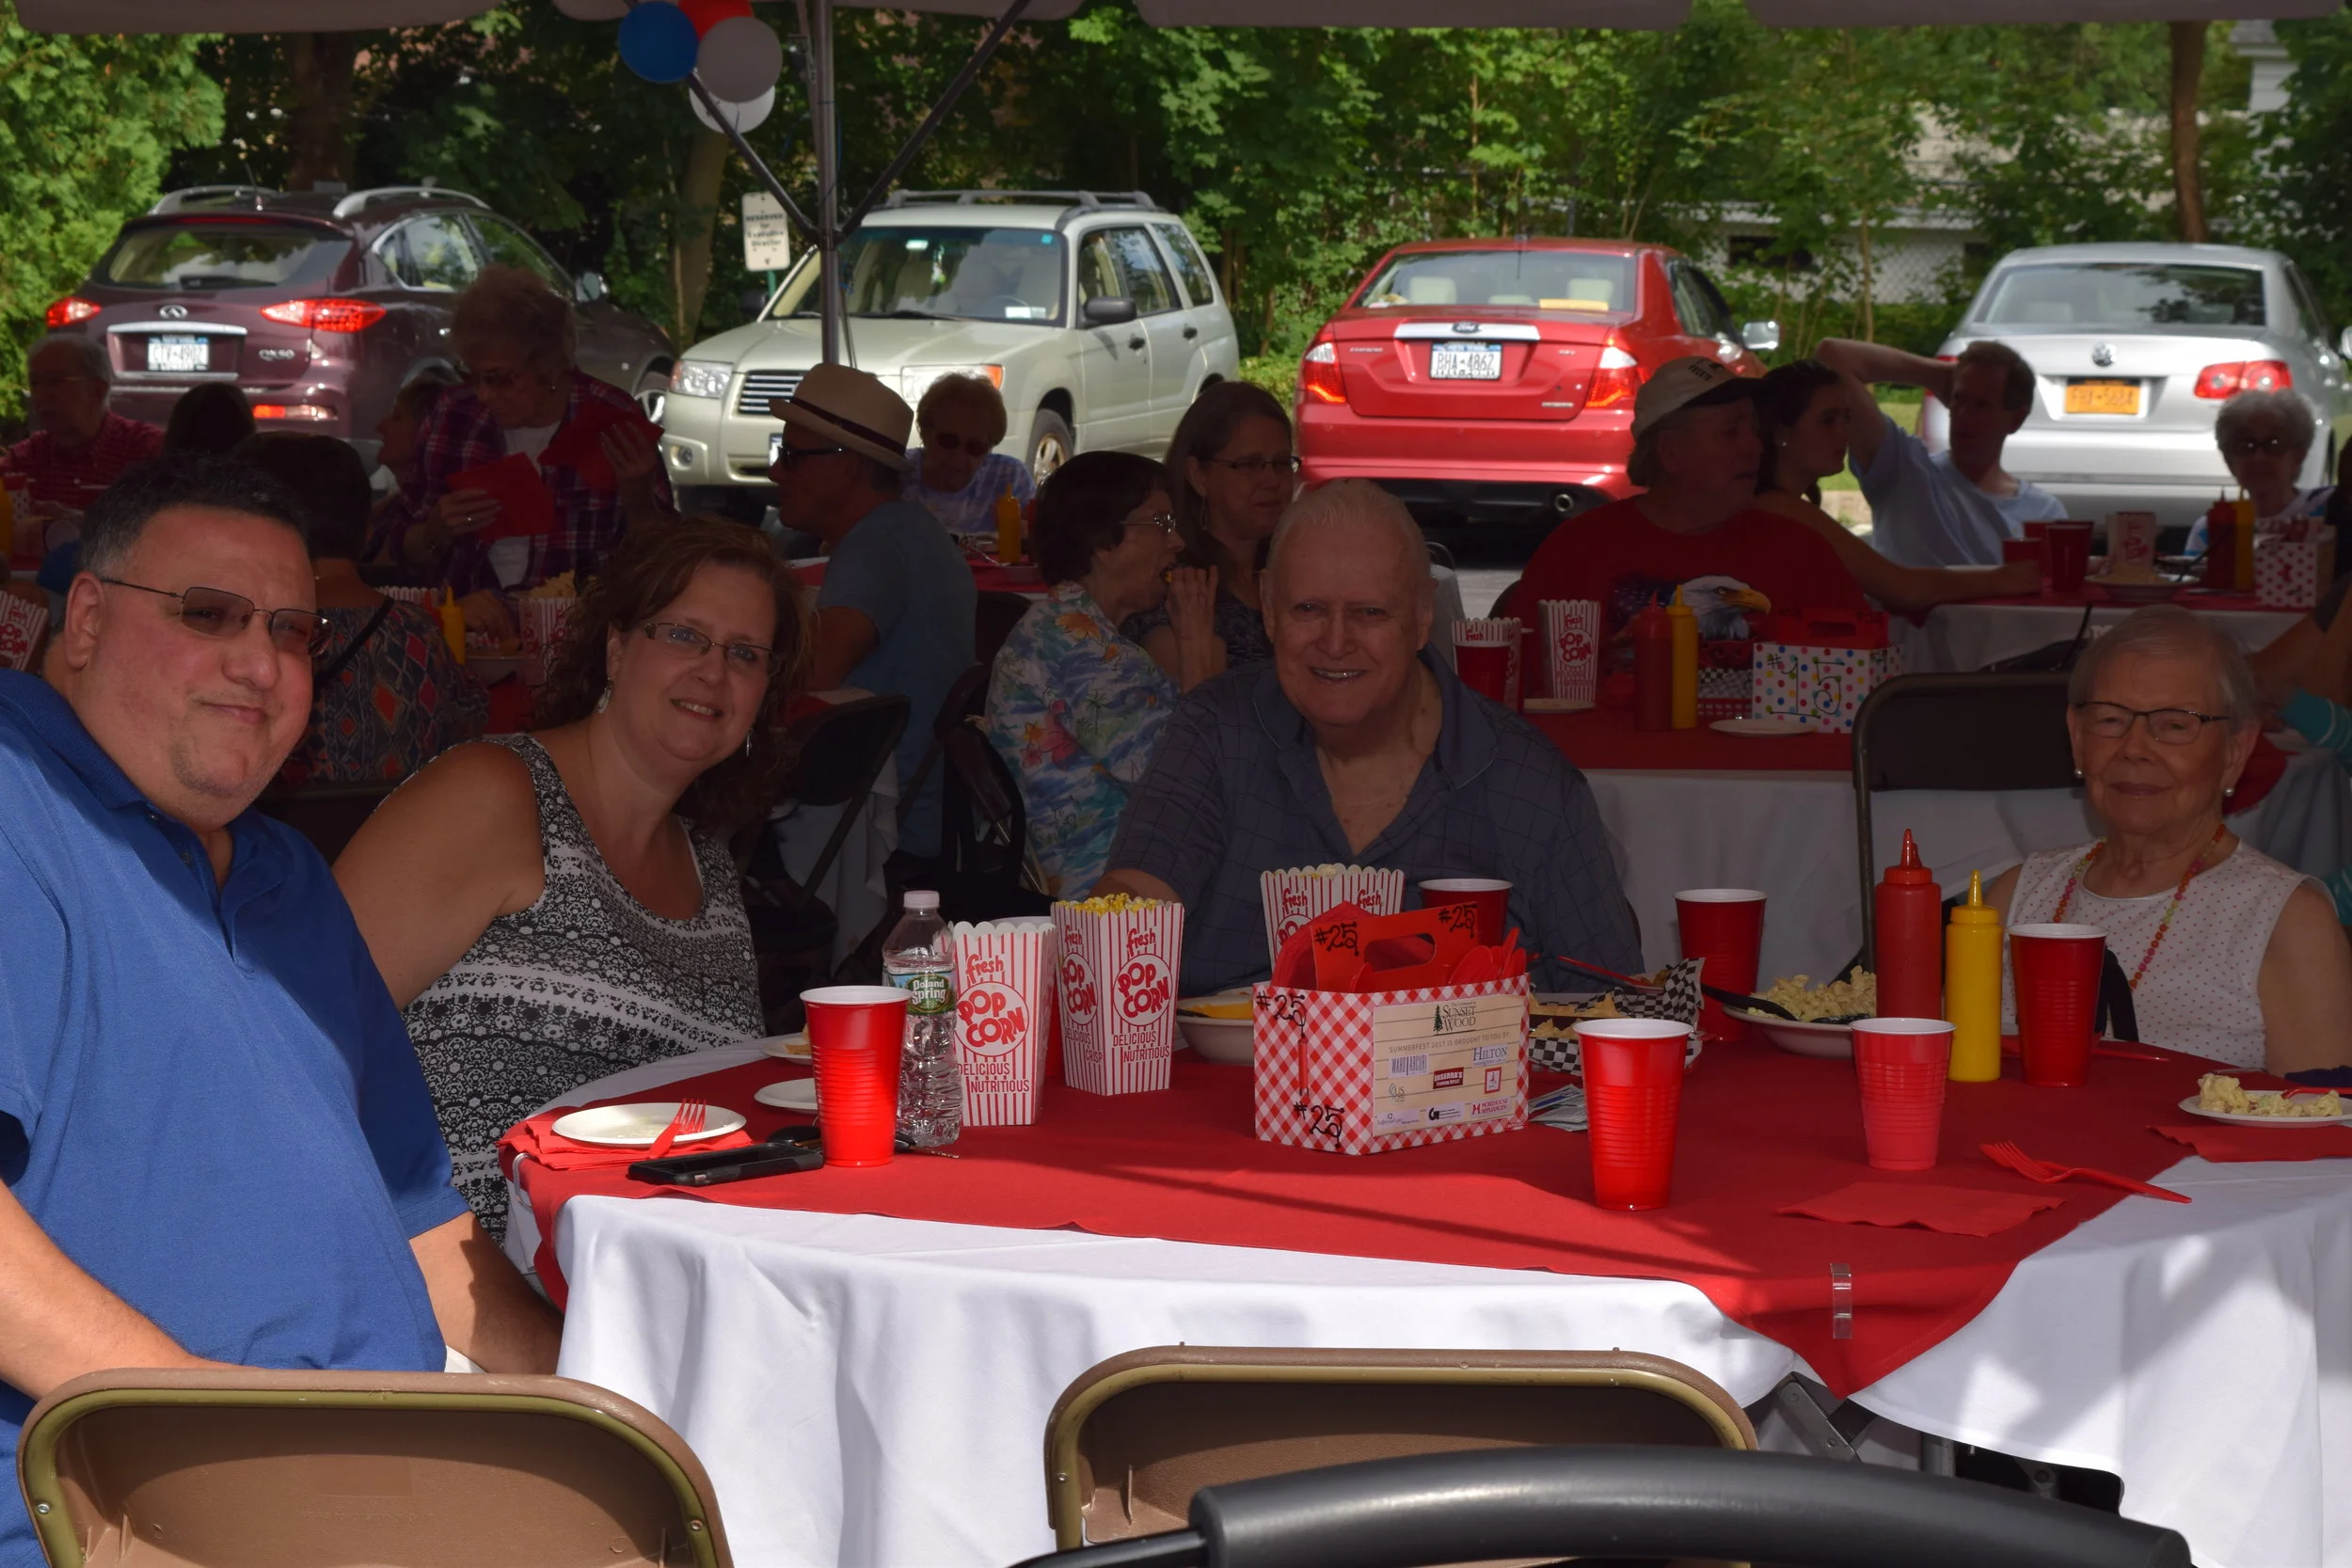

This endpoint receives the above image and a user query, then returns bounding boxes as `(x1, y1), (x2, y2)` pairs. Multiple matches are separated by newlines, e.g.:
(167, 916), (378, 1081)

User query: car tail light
(2196, 360), (2294, 399)
(260, 298), (387, 333)
(1587, 341), (1643, 410)
(45, 297), (99, 327)
(251, 404), (335, 422)
(1300, 341), (1345, 404)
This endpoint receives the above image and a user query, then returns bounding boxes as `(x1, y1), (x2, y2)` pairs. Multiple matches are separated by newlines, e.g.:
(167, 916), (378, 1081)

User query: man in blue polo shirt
(0, 459), (559, 1566)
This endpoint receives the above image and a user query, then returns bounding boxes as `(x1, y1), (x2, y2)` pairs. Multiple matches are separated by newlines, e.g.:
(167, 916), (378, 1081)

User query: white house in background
(2233, 21), (2294, 115)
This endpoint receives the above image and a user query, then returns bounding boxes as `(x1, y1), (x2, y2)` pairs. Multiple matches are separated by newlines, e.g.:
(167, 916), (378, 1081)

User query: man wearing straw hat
(772, 364), (976, 869)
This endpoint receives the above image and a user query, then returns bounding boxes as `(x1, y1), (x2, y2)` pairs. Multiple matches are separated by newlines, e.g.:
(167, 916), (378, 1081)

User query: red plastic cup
(1455, 642), (1511, 705)
(2010, 924), (2106, 1087)
(1851, 1017), (1955, 1170)
(1674, 888), (1765, 1043)
(2045, 520), (2093, 594)
(1576, 1019), (1690, 1211)
(2000, 537), (2045, 578)
(1420, 878), (1511, 945)
(802, 985), (909, 1165)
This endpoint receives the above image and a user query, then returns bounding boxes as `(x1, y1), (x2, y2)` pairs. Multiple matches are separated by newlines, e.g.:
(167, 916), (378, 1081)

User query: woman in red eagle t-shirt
(1511, 357), (1867, 646)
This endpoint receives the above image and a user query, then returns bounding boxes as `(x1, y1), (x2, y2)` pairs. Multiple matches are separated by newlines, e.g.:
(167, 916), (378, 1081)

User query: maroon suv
(45, 185), (675, 456)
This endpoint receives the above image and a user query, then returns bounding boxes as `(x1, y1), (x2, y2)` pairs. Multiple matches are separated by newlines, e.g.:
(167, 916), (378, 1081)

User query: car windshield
(1976, 262), (2267, 329)
(1357, 250), (1635, 314)
(775, 227), (1066, 325)
(101, 223), (352, 292)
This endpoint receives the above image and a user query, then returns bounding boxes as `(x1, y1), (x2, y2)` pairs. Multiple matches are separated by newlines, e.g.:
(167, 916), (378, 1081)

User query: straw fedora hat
(769, 363), (914, 471)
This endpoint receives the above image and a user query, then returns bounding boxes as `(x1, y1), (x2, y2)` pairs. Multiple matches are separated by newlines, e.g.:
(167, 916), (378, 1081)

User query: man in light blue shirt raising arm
(1815, 337), (2067, 567)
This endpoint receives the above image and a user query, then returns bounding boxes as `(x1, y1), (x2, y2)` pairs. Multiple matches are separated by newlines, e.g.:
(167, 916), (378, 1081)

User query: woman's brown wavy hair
(535, 515), (813, 832)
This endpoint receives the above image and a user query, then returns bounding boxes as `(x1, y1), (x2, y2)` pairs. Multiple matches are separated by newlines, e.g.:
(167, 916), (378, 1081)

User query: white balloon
(696, 15), (783, 104)
(553, 0), (628, 17)
(691, 84), (775, 135)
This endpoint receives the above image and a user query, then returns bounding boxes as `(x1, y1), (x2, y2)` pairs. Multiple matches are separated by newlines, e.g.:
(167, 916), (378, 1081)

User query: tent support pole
(840, 0), (1034, 238)
(808, 0), (844, 364)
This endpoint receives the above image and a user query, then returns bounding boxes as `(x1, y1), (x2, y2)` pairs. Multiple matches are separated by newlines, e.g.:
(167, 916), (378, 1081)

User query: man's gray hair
(2068, 603), (2258, 722)
(2215, 388), (2316, 457)
(1267, 479), (1432, 602)
(29, 332), (111, 386)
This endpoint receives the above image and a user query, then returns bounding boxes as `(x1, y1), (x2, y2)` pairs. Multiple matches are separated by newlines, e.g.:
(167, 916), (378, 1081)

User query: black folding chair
(897, 662), (992, 834)
(977, 589), (1036, 669)
(254, 779), (405, 863)
(1851, 673), (2075, 972)
(935, 721), (1052, 922)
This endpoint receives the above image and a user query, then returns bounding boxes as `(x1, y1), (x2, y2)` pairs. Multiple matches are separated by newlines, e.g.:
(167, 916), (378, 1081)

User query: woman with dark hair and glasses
(335, 516), (813, 1235)
(1128, 381), (1296, 685)
(1984, 605), (2352, 1070)
(986, 451), (1184, 894)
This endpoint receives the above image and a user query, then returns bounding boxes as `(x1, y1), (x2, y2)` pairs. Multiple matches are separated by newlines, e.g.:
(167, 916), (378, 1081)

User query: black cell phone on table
(628, 1125), (822, 1187)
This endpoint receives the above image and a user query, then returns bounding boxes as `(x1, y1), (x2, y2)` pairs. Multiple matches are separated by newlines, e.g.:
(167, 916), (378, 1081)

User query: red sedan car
(1295, 238), (1776, 528)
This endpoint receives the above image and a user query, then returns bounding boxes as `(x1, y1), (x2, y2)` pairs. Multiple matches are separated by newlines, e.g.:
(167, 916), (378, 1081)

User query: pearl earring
(595, 682), (612, 715)
(743, 729), (754, 758)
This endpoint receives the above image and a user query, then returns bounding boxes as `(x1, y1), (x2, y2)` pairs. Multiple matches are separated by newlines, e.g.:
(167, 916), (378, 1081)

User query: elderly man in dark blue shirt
(0, 459), (558, 1568)
(1098, 479), (1640, 995)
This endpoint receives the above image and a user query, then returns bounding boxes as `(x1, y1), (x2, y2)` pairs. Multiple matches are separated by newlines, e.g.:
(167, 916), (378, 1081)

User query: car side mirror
(574, 270), (609, 305)
(2339, 325), (2352, 360)
(1082, 295), (1137, 327)
(1741, 319), (1782, 355)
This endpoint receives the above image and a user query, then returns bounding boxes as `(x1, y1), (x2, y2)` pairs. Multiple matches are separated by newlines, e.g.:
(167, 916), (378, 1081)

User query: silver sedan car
(1924, 242), (2352, 530)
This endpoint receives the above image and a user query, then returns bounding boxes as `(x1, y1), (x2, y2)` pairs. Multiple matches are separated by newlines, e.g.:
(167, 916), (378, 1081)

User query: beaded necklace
(2050, 823), (2227, 990)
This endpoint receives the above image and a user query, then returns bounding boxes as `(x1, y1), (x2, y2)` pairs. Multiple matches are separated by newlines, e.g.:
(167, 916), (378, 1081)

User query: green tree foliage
(2234, 9), (2352, 331)
(0, 3), (222, 420)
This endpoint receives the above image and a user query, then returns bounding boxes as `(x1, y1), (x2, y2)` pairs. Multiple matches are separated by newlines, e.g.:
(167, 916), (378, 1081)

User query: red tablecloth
(1532, 704), (1851, 772)
(512, 1037), (2253, 1397)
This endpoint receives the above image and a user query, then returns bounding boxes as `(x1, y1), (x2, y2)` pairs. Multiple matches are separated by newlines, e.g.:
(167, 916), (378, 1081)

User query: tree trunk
(283, 33), (358, 192)
(671, 129), (730, 346)
(2169, 20), (2209, 244)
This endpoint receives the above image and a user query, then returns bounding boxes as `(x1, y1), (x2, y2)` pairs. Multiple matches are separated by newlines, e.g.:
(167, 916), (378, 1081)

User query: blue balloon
(618, 2), (699, 84)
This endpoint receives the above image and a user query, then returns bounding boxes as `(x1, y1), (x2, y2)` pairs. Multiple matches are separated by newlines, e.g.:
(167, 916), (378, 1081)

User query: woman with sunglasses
(905, 372), (1036, 544)
(2183, 389), (2338, 560)
(335, 517), (811, 1237)
(1128, 382), (1296, 687)
(1984, 605), (2352, 1071)
(985, 452), (1184, 895)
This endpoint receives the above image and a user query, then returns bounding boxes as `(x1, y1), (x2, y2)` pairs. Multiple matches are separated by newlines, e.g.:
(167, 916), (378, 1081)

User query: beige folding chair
(1042, 1346), (1755, 1549)
(16, 1369), (730, 1568)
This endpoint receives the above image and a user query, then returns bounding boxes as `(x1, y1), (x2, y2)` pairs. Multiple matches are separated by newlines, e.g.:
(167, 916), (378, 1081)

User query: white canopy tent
(24, 0), (2335, 362)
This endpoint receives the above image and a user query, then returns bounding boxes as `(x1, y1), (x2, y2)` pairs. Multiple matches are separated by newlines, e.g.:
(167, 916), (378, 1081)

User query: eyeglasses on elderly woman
(2072, 700), (2233, 745)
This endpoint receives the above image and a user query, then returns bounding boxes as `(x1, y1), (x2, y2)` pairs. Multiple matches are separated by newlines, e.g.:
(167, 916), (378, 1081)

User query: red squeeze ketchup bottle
(1632, 606), (1674, 732)
(2202, 496), (2236, 591)
(1874, 830), (1944, 1019)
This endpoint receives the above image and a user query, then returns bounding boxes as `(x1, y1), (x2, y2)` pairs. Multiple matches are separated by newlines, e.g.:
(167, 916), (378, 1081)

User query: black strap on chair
(897, 663), (991, 831)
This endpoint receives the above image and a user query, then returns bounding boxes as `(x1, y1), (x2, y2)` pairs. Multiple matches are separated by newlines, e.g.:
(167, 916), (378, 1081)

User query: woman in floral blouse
(985, 452), (1188, 894)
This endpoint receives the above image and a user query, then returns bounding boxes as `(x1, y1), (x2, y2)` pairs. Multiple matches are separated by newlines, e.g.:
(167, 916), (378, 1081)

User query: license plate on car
(1429, 342), (1502, 381)
(146, 335), (210, 373)
(2063, 378), (2140, 416)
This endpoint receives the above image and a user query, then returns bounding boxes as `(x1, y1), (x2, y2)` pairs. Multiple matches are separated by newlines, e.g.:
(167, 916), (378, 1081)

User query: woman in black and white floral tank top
(339, 518), (813, 1235)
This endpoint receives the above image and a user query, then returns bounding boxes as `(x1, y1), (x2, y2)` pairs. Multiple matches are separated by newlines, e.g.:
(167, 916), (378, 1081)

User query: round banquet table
(1894, 591), (2302, 675)
(1536, 707), (2352, 987)
(512, 1045), (2352, 1568)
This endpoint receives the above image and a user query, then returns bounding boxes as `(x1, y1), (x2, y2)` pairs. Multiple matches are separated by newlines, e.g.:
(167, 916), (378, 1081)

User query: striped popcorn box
(1052, 895), (1186, 1096)
(1540, 599), (1600, 705)
(0, 593), (44, 672)
(381, 586), (437, 608)
(517, 595), (576, 653)
(950, 918), (1055, 1126)
(1260, 864), (1407, 968)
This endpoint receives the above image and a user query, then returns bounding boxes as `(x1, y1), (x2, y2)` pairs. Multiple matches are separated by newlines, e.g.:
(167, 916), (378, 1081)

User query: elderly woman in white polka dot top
(1989, 605), (2352, 1072)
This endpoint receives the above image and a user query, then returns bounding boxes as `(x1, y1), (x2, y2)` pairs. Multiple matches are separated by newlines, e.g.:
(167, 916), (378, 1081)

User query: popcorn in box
(2256, 530), (2336, 610)
(1260, 863), (1406, 967)
(1053, 895), (1184, 1095)
(1252, 902), (1529, 1156)
(950, 918), (1054, 1126)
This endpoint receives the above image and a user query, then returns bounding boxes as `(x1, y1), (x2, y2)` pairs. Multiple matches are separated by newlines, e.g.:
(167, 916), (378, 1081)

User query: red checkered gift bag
(1053, 896), (1185, 1095)
(951, 918), (1055, 1125)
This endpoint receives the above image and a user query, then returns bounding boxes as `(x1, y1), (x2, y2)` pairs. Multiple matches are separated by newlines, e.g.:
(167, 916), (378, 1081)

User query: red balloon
(681, 0), (753, 35)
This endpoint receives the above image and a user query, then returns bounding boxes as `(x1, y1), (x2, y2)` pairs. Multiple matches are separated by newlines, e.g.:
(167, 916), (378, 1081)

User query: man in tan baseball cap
(771, 363), (974, 863)
(1509, 355), (1867, 642)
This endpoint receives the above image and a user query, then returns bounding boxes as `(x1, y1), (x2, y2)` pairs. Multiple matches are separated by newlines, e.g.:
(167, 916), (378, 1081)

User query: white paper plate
(2176, 1092), (2351, 1127)
(755, 1078), (820, 1112)
(550, 1101), (749, 1147)
(1522, 697), (1594, 714)
(759, 1031), (811, 1060)
(1710, 717), (1811, 737)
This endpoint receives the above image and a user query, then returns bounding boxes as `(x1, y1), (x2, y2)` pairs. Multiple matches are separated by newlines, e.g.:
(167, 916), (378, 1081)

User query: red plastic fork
(646, 1099), (708, 1160)
(1981, 1140), (2190, 1204)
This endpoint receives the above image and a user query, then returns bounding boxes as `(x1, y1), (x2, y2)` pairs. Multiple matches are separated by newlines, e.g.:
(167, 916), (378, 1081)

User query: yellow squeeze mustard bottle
(437, 588), (467, 665)
(993, 486), (1022, 562)
(1945, 869), (2002, 1082)
(1667, 586), (1698, 730)
(2233, 492), (2256, 590)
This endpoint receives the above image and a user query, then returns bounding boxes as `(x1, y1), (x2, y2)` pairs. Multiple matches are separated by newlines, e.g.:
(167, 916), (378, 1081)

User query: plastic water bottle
(883, 890), (962, 1148)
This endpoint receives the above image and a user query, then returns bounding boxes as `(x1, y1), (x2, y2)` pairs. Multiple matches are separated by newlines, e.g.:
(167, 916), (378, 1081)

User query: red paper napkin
(540, 400), (657, 492)
(1779, 1181), (2064, 1238)
(499, 1105), (755, 1175)
(2153, 1122), (2352, 1163)
(448, 452), (558, 542)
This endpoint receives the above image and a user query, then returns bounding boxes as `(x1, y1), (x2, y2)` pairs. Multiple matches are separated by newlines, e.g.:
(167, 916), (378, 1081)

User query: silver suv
(658, 190), (1240, 515)
(1924, 242), (2352, 529)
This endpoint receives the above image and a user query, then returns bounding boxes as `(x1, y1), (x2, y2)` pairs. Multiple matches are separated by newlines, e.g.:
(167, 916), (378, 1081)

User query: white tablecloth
(1590, 739), (2352, 984)
(522, 1047), (2352, 1568)
(1896, 601), (2303, 674)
